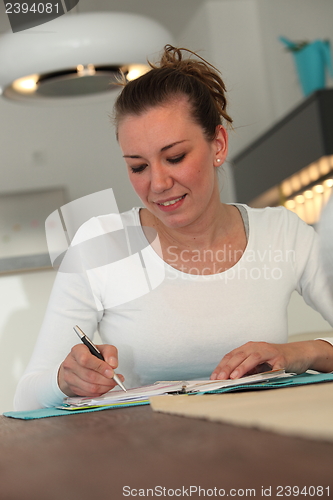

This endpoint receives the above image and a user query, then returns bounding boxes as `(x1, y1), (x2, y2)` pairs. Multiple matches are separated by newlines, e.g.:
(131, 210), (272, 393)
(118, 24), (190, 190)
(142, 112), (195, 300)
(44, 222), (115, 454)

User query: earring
(217, 159), (221, 163)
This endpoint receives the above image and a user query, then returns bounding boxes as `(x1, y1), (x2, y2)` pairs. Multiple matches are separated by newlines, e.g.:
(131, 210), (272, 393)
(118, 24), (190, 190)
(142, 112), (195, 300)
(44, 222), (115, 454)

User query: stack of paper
(61, 381), (185, 410)
(183, 370), (291, 392)
(60, 369), (289, 410)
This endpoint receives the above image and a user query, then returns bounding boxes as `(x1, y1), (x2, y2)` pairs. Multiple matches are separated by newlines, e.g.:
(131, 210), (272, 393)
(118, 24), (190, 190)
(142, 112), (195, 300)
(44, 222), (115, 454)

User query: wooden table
(0, 405), (332, 500)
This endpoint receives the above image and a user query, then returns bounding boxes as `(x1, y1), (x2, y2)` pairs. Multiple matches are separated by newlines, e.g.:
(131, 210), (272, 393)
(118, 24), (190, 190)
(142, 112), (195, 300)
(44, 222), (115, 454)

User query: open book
(60, 369), (291, 410)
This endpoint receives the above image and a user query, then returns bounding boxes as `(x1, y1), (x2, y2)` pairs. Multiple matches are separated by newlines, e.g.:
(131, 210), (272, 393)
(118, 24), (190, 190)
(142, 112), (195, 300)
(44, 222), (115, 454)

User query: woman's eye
(130, 164), (147, 174)
(168, 154), (185, 164)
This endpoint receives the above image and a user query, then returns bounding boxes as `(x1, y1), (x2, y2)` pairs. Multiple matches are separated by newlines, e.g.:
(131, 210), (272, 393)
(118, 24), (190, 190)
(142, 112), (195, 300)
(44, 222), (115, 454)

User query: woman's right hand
(58, 344), (124, 397)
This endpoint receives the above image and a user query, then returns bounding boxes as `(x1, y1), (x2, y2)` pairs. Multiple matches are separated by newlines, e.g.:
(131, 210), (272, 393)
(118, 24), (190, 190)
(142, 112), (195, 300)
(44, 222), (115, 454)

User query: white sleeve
(291, 211), (333, 329)
(318, 193), (333, 290)
(13, 267), (103, 411)
(13, 214), (128, 410)
(316, 195), (333, 347)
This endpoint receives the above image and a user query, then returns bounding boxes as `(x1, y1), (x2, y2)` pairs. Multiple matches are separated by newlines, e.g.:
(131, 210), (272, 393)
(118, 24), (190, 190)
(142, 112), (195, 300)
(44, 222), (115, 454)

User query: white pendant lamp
(0, 12), (173, 102)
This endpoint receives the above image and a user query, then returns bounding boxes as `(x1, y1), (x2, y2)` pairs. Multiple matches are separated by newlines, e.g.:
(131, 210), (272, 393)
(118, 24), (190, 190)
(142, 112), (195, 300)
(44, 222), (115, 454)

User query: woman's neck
(140, 203), (247, 275)
(151, 202), (230, 250)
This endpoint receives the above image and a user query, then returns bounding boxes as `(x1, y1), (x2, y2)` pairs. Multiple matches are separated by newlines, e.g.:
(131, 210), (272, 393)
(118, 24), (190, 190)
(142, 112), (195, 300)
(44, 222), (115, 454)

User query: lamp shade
(0, 12), (173, 101)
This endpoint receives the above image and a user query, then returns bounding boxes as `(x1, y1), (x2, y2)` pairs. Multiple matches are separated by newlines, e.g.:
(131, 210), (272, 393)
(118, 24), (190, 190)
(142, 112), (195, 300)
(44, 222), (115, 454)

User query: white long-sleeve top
(319, 193), (333, 290)
(14, 205), (333, 410)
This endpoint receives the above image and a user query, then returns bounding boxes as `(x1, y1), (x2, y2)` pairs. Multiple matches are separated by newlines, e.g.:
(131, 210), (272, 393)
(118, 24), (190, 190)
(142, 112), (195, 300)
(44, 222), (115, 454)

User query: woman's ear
(214, 125), (228, 167)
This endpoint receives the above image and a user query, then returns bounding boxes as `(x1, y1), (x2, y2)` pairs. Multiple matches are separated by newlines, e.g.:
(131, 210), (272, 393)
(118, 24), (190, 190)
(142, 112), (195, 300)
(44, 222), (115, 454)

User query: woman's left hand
(210, 340), (333, 380)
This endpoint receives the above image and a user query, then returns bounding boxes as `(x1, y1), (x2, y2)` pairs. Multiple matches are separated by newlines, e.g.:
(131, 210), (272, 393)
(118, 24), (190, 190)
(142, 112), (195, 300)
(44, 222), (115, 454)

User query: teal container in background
(279, 37), (333, 96)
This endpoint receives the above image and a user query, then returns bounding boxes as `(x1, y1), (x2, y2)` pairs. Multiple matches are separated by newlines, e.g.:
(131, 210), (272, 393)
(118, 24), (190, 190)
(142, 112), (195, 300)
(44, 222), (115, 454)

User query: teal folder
(4, 372), (333, 420)
(3, 400), (149, 420)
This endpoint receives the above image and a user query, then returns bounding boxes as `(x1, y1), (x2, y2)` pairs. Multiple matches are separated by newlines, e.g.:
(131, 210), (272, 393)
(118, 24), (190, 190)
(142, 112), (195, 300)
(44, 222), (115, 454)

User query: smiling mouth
(156, 195), (186, 207)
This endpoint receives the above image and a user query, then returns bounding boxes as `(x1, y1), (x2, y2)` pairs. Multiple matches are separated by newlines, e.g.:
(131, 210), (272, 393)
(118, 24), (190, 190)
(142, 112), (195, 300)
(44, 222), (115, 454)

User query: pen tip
(73, 325), (83, 338)
(113, 374), (127, 392)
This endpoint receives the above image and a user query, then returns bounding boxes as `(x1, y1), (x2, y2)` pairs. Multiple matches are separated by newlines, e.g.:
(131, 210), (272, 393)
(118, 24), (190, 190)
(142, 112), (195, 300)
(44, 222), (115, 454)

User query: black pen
(73, 325), (127, 392)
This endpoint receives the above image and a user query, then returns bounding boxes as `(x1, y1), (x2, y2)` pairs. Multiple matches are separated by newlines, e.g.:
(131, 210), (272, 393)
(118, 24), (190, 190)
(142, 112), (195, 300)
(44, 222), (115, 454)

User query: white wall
(288, 291), (332, 338)
(205, 0), (275, 157)
(258, 0), (333, 120)
(0, 270), (57, 413)
(0, 94), (142, 212)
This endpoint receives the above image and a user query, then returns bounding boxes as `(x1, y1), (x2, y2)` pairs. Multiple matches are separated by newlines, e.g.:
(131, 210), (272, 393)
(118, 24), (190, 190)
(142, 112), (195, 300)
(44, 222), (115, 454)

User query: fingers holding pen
(58, 343), (124, 397)
(73, 342), (116, 371)
(73, 325), (126, 392)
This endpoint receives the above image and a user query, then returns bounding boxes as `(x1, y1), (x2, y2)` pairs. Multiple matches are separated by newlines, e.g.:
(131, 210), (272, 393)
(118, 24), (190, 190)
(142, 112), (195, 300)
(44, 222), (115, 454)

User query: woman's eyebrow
(160, 140), (187, 152)
(123, 140), (188, 159)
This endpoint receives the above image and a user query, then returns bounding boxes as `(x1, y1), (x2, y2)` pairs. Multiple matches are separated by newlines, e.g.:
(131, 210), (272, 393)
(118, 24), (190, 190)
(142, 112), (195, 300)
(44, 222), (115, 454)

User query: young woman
(14, 46), (333, 410)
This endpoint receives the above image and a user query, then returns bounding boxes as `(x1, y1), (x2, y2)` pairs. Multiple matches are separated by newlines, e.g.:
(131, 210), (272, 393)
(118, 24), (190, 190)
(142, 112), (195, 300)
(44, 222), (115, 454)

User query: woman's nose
(150, 164), (173, 193)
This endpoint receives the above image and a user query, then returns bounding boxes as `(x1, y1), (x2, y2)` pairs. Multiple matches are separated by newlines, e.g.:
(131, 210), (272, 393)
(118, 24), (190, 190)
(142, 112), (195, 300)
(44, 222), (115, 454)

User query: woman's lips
(154, 194), (186, 211)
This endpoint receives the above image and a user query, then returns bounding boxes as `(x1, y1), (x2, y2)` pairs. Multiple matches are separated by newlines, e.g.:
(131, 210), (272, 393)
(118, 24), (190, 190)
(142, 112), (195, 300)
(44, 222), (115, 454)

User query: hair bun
(150, 45), (232, 126)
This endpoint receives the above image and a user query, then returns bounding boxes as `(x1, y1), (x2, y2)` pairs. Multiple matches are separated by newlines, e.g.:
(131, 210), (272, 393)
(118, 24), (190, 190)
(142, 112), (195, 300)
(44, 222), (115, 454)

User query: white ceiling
(0, 0), (205, 36)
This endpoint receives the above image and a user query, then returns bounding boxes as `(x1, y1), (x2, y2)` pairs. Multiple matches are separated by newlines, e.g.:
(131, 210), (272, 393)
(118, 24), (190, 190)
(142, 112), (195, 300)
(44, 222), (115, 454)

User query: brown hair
(113, 45), (232, 141)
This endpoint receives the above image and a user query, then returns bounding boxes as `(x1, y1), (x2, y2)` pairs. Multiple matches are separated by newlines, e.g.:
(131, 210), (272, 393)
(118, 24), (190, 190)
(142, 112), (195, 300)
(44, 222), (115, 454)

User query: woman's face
(117, 97), (228, 230)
